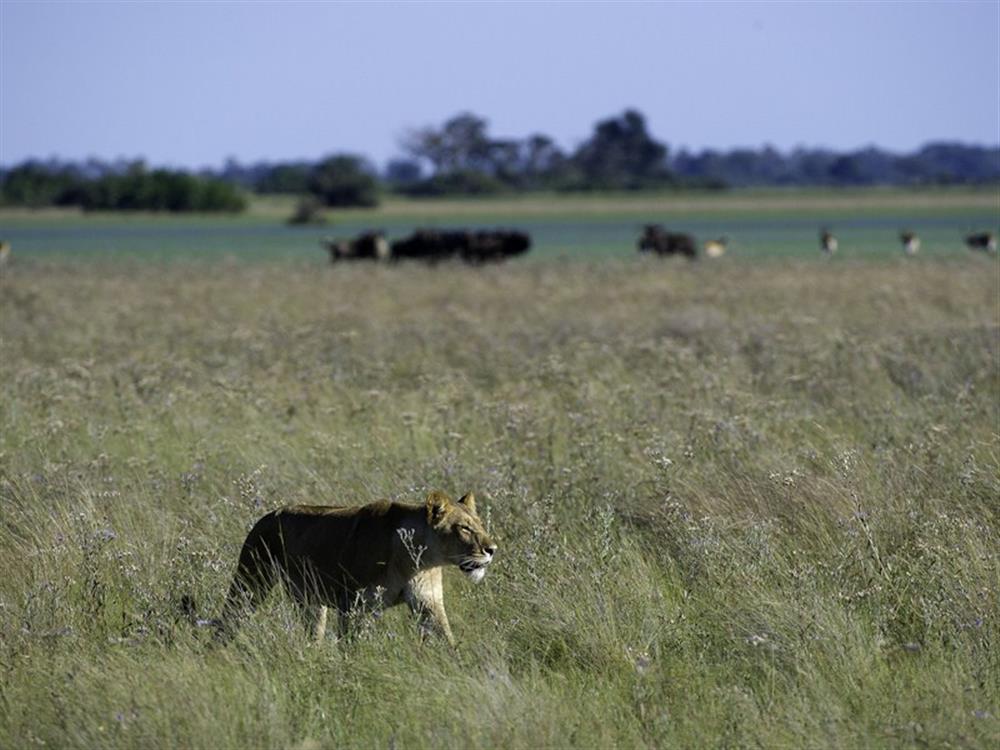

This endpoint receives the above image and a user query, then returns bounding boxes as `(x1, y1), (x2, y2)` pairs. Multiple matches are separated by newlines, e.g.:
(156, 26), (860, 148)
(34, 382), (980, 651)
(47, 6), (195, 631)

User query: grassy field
(1, 187), (997, 263)
(0, 191), (998, 748)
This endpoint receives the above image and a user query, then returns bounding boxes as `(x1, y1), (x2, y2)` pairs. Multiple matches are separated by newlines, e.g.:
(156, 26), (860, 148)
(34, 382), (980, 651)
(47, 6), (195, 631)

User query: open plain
(1, 190), (998, 748)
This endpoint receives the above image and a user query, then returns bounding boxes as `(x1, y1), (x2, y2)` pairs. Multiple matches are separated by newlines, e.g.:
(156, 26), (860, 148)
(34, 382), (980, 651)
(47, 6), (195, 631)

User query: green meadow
(1, 187), (997, 263)
(0, 188), (998, 748)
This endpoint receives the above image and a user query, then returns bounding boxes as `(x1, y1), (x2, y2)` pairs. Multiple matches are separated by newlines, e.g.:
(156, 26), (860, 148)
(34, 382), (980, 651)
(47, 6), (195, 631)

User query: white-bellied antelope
(899, 230), (920, 255)
(703, 237), (727, 258)
(819, 228), (838, 255)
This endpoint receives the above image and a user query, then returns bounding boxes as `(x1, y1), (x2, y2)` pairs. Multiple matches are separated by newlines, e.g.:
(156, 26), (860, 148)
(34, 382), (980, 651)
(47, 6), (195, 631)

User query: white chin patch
(465, 567), (486, 583)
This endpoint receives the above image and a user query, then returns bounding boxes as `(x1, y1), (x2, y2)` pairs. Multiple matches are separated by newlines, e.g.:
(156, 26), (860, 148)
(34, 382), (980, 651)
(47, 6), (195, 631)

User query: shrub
(286, 196), (327, 225)
(306, 154), (379, 208)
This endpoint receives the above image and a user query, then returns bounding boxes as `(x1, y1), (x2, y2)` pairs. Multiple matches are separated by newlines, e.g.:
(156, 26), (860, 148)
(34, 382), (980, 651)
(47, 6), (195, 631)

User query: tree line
(0, 160), (246, 212)
(3, 110), (998, 211)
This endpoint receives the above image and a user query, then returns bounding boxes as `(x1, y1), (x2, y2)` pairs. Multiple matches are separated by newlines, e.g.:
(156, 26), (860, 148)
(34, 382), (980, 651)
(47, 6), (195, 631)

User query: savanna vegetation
(4, 109), (999, 211)
(1, 250), (997, 748)
(0, 160), (246, 212)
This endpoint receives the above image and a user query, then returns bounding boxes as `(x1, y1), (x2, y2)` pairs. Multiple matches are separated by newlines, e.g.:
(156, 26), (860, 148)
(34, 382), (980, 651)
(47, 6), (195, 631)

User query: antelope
(899, 230), (920, 256)
(703, 237), (727, 258)
(819, 228), (838, 255)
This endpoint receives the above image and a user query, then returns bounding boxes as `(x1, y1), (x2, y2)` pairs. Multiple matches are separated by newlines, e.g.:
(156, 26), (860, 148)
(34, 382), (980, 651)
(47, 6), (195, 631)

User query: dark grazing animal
(389, 230), (468, 263)
(637, 225), (697, 258)
(322, 231), (389, 262)
(965, 232), (997, 253)
(462, 230), (531, 263)
(390, 229), (531, 264)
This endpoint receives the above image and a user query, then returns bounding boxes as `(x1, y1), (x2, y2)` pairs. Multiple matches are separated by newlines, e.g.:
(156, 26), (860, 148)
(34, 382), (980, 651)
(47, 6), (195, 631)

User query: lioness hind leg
(403, 568), (455, 646)
(216, 540), (280, 642)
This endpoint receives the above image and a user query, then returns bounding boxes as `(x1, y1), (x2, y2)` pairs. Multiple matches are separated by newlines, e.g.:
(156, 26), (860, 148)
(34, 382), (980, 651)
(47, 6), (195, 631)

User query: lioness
(215, 491), (495, 646)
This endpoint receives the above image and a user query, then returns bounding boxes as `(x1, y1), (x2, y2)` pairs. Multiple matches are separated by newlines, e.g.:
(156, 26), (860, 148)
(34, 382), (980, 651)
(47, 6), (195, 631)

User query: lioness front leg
(403, 568), (455, 646)
(303, 604), (328, 642)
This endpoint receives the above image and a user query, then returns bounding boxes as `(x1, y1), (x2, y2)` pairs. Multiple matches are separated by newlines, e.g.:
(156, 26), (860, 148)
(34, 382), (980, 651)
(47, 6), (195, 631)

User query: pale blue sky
(2, 1), (998, 169)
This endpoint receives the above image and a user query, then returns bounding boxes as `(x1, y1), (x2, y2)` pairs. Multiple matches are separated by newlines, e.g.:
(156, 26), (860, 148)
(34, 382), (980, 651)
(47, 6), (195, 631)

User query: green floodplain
(1, 186), (997, 263)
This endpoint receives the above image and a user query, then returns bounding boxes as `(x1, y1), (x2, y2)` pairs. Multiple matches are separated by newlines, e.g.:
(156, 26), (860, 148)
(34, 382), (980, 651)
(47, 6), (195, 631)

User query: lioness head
(426, 491), (496, 583)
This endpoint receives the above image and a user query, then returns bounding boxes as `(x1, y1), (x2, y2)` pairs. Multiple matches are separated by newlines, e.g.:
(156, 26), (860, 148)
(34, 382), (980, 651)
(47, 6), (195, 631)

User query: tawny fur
(216, 491), (495, 646)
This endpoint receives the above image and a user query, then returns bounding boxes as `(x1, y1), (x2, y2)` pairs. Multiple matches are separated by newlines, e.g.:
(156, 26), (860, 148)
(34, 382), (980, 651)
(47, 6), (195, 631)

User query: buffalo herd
(322, 227), (998, 265)
(323, 229), (531, 264)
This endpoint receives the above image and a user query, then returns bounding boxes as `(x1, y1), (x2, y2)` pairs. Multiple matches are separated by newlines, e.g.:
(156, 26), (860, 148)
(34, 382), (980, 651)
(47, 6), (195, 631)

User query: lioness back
(240, 501), (410, 595)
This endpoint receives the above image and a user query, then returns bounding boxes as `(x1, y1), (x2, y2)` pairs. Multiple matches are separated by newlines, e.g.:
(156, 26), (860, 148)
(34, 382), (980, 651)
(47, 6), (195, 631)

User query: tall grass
(1, 255), (997, 748)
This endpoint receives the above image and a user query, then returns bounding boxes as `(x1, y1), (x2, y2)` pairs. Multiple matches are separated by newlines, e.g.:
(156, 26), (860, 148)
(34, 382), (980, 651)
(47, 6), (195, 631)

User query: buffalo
(390, 229), (531, 264)
(462, 230), (532, 264)
(322, 231), (389, 262)
(638, 225), (697, 259)
(390, 230), (469, 263)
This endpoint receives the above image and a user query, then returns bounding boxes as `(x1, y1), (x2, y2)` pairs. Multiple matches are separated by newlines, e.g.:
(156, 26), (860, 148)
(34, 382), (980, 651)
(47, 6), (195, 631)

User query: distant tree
(786, 148), (838, 185)
(4, 135), (998, 208)
(384, 159), (423, 187)
(398, 113), (579, 192)
(78, 160), (148, 210)
(399, 113), (514, 195)
(0, 161), (83, 207)
(77, 161), (246, 212)
(670, 142), (1000, 188)
(826, 148), (900, 186)
(671, 148), (721, 182)
(908, 142), (1000, 184)
(218, 157), (260, 189)
(570, 109), (672, 189)
(0, 159), (242, 211)
(402, 112), (493, 174)
(307, 154), (379, 208)
(520, 134), (568, 183)
(401, 126), (445, 174)
(486, 139), (522, 185)
(399, 169), (505, 197)
(256, 163), (312, 194)
(194, 176), (248, 211)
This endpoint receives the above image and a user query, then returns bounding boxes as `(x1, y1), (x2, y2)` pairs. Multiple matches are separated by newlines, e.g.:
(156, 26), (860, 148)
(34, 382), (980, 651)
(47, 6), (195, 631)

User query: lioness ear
(426, 491), (450, 524)
(457, 492), (476, 513)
